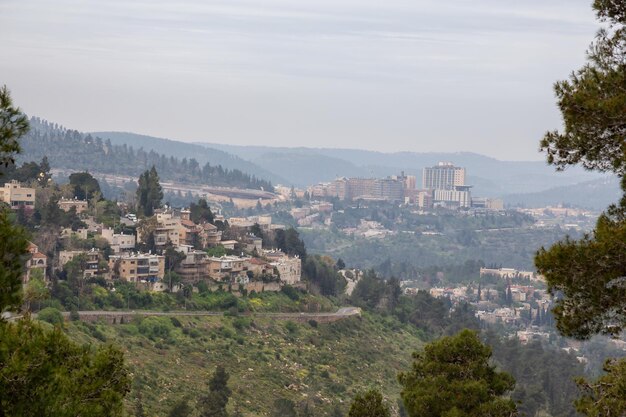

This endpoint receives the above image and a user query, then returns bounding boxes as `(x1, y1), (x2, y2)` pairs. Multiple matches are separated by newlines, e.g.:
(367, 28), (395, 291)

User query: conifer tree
(348, 390), (390, 417)
(136, 166), (163, 217)
(535, 0), (626, 339)
(0, 86), (130, 416)
(198, 366), (231, 417)
(399, 330), (517, 417)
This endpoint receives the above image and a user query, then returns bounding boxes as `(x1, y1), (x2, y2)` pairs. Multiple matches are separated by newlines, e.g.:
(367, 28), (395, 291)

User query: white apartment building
(422, 162), (466, 190)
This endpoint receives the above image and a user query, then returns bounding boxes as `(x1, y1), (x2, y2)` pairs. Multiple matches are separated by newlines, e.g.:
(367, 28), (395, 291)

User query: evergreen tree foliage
(398, 330), (517, 417)
(0, 157), (51, 185)
(69, 172), (101, 200)
(535, 0), (626, 339)
(168, 398), (193, 417)
(198, 366), (231, 417)
(190, 199), (215, 224)
(0, 85), (28, 167)
(575, 358), (626, 416)
(21, 117), (274, 191)
(134, 389), (145, 417)
(484, 331), (584, 417)
(302, 255), (346, 296)
(0, 207), (29, 313)
(136, 166), (163, 217)
(0, 318), (130, 417)
(271, 399), (297, 417)
(348, 389), (390, 417)
(0, 87), (130, 416)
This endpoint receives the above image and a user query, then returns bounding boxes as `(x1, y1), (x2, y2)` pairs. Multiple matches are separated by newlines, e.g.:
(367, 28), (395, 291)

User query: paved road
(60, 307), (361, 319)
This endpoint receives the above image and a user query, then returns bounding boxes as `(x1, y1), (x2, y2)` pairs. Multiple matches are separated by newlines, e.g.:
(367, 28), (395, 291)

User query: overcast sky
(0, 0), (598, 160)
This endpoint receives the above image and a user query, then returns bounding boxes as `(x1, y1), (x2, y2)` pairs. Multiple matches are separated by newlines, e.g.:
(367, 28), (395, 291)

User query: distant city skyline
(0, 0), (598, 161)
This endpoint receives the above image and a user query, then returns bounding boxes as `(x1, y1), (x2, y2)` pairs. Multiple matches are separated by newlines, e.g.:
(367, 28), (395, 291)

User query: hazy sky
(0, 0), (598, 160)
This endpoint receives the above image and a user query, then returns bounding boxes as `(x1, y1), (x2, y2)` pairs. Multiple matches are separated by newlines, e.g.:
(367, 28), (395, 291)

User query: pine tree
(535, 0), (626, 339)
(399, 330), (517, 417)
(348, 390), (390, 417)
(198, 366), (231, 417)
(0, 86), (131, 416)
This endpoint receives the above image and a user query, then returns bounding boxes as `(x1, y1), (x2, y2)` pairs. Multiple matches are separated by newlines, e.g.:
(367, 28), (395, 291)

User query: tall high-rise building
(422, 162), (466, 190)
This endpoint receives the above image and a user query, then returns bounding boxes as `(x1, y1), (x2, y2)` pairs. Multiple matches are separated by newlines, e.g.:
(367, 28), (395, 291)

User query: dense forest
(19, 118), (274, 191)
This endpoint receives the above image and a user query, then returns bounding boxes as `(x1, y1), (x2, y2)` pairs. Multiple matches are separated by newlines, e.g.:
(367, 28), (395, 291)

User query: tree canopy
(348, 389), (390, 417)
(0, 86), (130, 416)
(69, 172), (101, 201)
(190, 199), (215, 224)
(198, 365), (231, 417)
(136, 166), (163, 217)
(0, 318), (130, 417)
(0, 85), (28, 167)
(535, 0), (626, 339)
(398, 329), (517, 417)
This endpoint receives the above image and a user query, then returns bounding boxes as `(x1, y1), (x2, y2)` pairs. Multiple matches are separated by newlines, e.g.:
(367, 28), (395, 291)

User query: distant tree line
(19, 117), (274, 191)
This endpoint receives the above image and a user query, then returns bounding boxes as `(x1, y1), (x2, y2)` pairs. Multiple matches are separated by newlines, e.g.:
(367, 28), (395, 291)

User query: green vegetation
(66, 313), (423, 416)
(0, 87), (130, 415)
(399, 330), (517, 417)
(37, 306), (64, 326)
(348, 389), (390, 417)
(0, 85), (28, 167)
(136, 166), (163, 217)
(198, 365), (232, 417)
(190, 198), (215, 224)
(485, 332), (584, 417)
(0, 206), (30, 312)
(0, 318), (130, 417)
(534, 2), (626, 415)
(22, 117), (274, 191)
(575, 358), (626, 416)
(302, 225), (577, 276)
(49, 279), (335, 313)
(69, 171), (101, 200)
(535, 0), (626, 340)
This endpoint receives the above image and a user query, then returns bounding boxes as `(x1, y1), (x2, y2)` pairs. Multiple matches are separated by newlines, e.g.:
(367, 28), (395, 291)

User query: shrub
(281, 285), (300, 301)
(38, 307), (64, 326)
(284, 321), (298, 334)
(138, 317), (174, 340)
(69, 308), (80, 321)
(233, 317), (251, 331)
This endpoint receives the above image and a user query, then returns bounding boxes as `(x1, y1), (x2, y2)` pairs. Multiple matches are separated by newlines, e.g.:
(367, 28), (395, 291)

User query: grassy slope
(67, 313), (425, 416)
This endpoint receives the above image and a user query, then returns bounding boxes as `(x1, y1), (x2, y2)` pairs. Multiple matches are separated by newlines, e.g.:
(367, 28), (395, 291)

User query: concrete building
(422, 162), (466, 190)
(263, 250), (301, 285)
(480, 267), (541, 281)
(154, 219), (181, 248)
(101, 228), (136, 253)
(471, 198), (504, 210)
(58, 248), (102, 278)
(0, 180), (35, 210)
(175, 245), (210, 283)
(433, 186), (472, 208)
(24, 241), (47, 283)
(58, 198), (88, 214)
(310, 176), (405, 202)
(207, 255), (250, 281)
(109, 253), (165, 283)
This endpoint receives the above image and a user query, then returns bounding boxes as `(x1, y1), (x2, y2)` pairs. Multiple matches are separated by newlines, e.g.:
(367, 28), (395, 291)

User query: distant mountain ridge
(195, 142), (603, 196)
(503, 177), (621, 210)
(17, 119), (275, 191)
(92, 131), (288, 185)
(74, 130), (616, 207)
